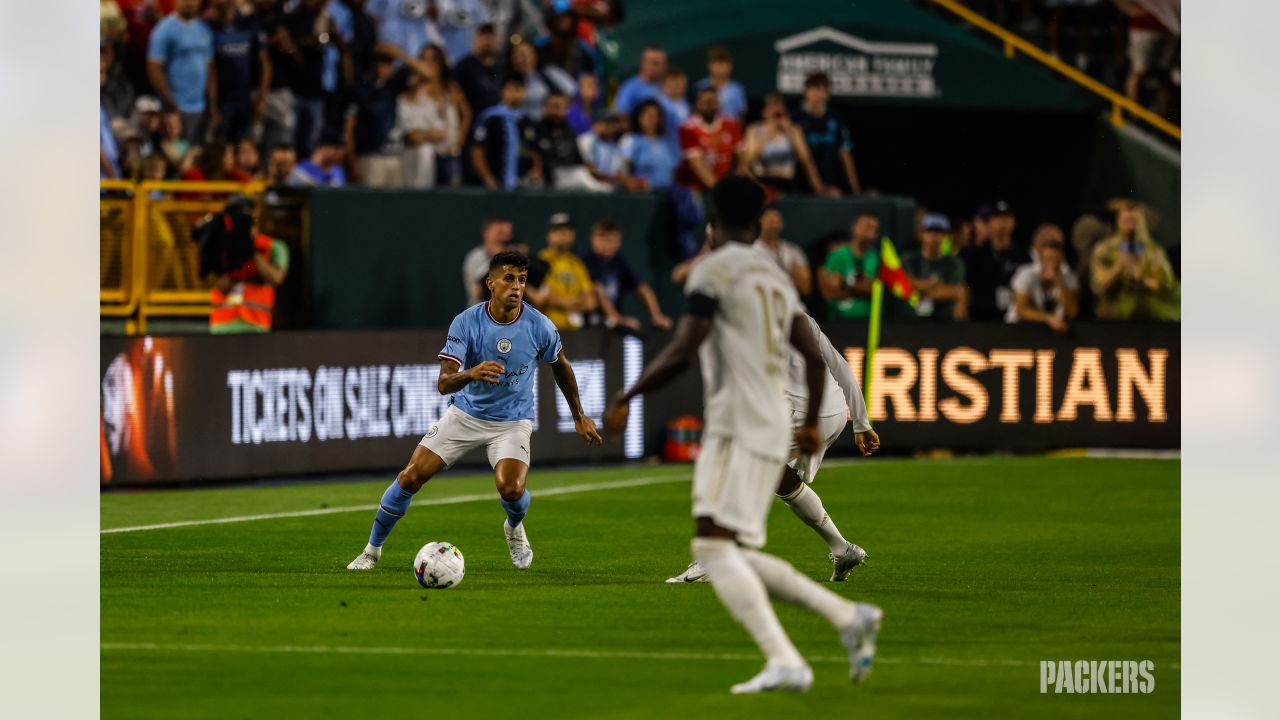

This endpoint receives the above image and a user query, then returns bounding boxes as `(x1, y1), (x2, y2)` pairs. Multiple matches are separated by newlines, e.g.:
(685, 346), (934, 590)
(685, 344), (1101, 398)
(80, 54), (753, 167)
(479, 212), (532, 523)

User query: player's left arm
(809, 316), (878, 455)
(550, 349), (603, 445)
(788, 312), (827, 454)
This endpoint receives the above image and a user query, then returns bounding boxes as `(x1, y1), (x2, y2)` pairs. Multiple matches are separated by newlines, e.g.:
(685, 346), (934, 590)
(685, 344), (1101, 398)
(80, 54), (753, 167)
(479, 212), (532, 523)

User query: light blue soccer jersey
(438, 302), (562, 422)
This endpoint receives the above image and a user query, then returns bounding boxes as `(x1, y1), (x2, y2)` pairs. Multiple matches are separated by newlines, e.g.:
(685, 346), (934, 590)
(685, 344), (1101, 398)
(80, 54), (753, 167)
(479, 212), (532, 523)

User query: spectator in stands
(1007, 223), (1078, 332)
(234, 138), (262, 180)
(793, 72), (860, 195)
(288, 129), (347, 186)
(694, 46), (746, 122)
(577, 109), (633, 192)
(205, 0), (271, 143)
(397, 45), (467, 189)
(462, 216), (514, 305)
(537, 213), (598, 331)
(454, 23), (502, 117)
(100, 41), (136, 122)
(284, 0), (336, 157)
(662, 66), (690, 126)
(157, 110), (191, 171)
(346, 45), (434, 187)
(266, 143), (298, 185)
(508, 40), (575, 122)
(132, 95), (165, 156)
(433, 0), (491, 65)
(182, 140), (247, 182)
(535, 2), (597, 78)
(972, 204), (994, 248)
(566, 71), (600, 136)
(962, 200), (1028, 321)
(332, 0), (379, 89)
(255, 0), (302, 155)
(101, 49), (122, 179)
(533, 92), (606, 191)
(676, 86), (741, 193)
(739, 94), (825, 195)
(582, 218), (672, 331)
(469, 73), (540, 189)
(819, 212), (881, 320)
(147, 0), (215, 145)
(620, 99), (679, 190)
(365, 0), (433, 62)
(141, 153), (172, 184)
(1117, 0), (1175, 118)
(902, 213), (968, 321)
(613, 46), (667, 117)
(1090, 200), (1180, 320)
(754, 207), (812, 296)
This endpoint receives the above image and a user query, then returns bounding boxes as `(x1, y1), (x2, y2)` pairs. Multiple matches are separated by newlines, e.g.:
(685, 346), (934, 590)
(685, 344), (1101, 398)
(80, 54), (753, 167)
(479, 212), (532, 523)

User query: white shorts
(786, 410), (849, 484)
(692, 434), (787, 549)
(419, 405), (533, 468)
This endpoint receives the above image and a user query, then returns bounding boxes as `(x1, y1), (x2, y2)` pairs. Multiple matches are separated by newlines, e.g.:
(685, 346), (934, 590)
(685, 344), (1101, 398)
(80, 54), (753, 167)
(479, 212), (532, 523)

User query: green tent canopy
(610, 0), (1100, 112)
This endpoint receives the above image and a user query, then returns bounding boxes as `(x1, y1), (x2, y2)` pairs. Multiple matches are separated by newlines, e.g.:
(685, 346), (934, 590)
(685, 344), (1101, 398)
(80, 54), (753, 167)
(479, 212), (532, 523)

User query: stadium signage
(99, 331), (642, 485)
(774, 26), (939, 98)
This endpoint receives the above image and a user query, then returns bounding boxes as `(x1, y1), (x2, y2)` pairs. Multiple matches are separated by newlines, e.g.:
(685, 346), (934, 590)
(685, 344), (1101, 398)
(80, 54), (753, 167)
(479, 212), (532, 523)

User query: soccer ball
(414, 542), (465, 589)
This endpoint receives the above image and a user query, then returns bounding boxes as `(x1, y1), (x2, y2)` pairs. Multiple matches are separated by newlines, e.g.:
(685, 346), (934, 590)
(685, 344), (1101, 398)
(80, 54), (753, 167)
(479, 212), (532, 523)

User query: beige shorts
(420, 405), (533, 468)
(692, 434), (787, 549)
(786, 411), (849, 484)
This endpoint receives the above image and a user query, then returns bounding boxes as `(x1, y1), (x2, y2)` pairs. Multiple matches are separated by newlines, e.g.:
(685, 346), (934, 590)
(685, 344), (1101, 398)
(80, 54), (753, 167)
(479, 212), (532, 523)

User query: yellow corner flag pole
(864, 279), (884, 407)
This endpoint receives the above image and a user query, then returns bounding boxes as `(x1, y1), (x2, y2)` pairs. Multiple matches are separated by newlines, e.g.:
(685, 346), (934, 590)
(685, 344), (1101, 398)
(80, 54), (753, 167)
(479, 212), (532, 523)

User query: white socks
(692, 537), (806, 669)
(782, 484), (849, 555)
(743, 548), (857, 629)
(363, 543), (382, 558)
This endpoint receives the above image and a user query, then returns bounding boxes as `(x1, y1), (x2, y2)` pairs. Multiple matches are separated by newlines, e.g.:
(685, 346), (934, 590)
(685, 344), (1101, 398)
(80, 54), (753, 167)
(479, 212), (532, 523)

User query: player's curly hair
(710, 176), (767, 231)
(489, 250), (529, 273)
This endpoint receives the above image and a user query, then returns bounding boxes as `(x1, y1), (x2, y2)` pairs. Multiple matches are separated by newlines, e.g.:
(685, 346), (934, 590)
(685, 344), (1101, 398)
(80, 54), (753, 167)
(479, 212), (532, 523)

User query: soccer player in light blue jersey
(348, 251), (602, 571)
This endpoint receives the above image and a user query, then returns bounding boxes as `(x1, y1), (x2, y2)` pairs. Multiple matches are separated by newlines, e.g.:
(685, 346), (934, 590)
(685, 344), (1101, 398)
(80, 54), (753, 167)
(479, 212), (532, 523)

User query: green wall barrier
(306, 188), (917, 329)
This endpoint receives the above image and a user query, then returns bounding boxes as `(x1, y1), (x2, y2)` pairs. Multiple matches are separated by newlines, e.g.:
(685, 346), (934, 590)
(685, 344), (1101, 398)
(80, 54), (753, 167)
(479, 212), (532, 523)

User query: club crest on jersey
(497, 338), (512, 353)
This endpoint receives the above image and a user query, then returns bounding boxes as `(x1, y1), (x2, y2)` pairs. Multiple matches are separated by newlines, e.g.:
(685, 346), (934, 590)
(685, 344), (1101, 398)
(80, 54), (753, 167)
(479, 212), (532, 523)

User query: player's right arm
(436, 314), (502, 394)
(437, 357), (503, 395)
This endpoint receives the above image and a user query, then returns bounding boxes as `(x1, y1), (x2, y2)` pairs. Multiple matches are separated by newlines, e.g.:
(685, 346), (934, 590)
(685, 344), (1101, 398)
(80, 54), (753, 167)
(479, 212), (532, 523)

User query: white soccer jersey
(685, 242), (804, 462)
(785, 315), (873, 432)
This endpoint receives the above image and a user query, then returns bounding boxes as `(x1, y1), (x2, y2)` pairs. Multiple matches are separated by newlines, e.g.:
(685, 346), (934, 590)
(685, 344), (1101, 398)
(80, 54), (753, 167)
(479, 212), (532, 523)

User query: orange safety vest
(210, 233), (277, 331)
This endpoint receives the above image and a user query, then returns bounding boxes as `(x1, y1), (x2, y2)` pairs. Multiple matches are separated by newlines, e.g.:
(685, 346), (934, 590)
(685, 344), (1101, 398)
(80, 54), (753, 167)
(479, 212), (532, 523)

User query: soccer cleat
(829, 543), (868, 582)
(665, 561), (710, 583)
(729, 663), (814, 694)
(503, 520), (533, 569)
(346, 544), (382, 570)
(840, 602), (884, 683)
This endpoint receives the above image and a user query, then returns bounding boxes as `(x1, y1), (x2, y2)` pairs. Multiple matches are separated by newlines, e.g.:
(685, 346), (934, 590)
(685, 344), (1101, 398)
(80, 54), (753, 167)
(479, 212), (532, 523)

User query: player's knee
(776, 468), (803, 498)
(495, 476), (525, 502)
(397, 465), (427, 493)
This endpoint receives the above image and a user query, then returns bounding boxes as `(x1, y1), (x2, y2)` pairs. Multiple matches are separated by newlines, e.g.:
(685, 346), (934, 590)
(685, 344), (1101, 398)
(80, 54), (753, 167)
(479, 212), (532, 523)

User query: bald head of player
(708, 176), (768, 249)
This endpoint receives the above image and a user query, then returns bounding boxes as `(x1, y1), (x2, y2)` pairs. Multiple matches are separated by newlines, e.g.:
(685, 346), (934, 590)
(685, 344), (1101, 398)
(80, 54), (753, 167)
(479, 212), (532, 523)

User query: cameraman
(199, 198), (290, 333)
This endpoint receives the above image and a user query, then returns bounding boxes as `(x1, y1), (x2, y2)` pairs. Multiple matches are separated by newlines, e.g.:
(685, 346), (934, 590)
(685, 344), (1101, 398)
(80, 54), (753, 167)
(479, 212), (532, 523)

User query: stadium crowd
(99, 0), (1180, 329)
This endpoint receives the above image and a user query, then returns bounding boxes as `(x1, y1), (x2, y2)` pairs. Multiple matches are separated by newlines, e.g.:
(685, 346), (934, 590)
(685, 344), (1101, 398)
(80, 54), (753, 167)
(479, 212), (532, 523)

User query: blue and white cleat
(830, 542), (868, 582)
(504, 520), (533, 569)
(841, 602), (884, 683)
(730, 663), (814, 694)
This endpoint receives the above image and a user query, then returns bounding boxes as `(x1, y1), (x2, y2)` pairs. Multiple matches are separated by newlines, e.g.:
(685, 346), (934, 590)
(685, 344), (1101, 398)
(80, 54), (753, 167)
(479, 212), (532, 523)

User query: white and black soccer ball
(414, 541), (465, 589)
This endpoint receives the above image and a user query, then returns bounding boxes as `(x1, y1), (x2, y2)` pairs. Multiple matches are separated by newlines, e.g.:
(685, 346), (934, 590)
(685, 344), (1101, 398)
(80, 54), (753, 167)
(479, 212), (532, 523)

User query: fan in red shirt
(677, 86), (742, 192)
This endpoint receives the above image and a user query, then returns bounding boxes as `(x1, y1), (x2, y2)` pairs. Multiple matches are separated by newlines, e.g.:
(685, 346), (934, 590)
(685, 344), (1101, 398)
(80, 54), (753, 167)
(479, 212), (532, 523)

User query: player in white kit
(666, 313), (880, 584)
(604, 177), (883, 693)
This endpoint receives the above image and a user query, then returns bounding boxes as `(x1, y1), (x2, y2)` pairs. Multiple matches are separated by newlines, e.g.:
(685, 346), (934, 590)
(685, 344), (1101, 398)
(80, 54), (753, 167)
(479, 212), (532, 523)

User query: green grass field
(101, 457), (1179, 719)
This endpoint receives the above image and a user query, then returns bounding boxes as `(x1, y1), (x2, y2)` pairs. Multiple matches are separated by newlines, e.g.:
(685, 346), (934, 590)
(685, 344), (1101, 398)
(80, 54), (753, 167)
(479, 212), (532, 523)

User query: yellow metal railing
(929, 0), (1181, 142)
(100, 180), (266, 334)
